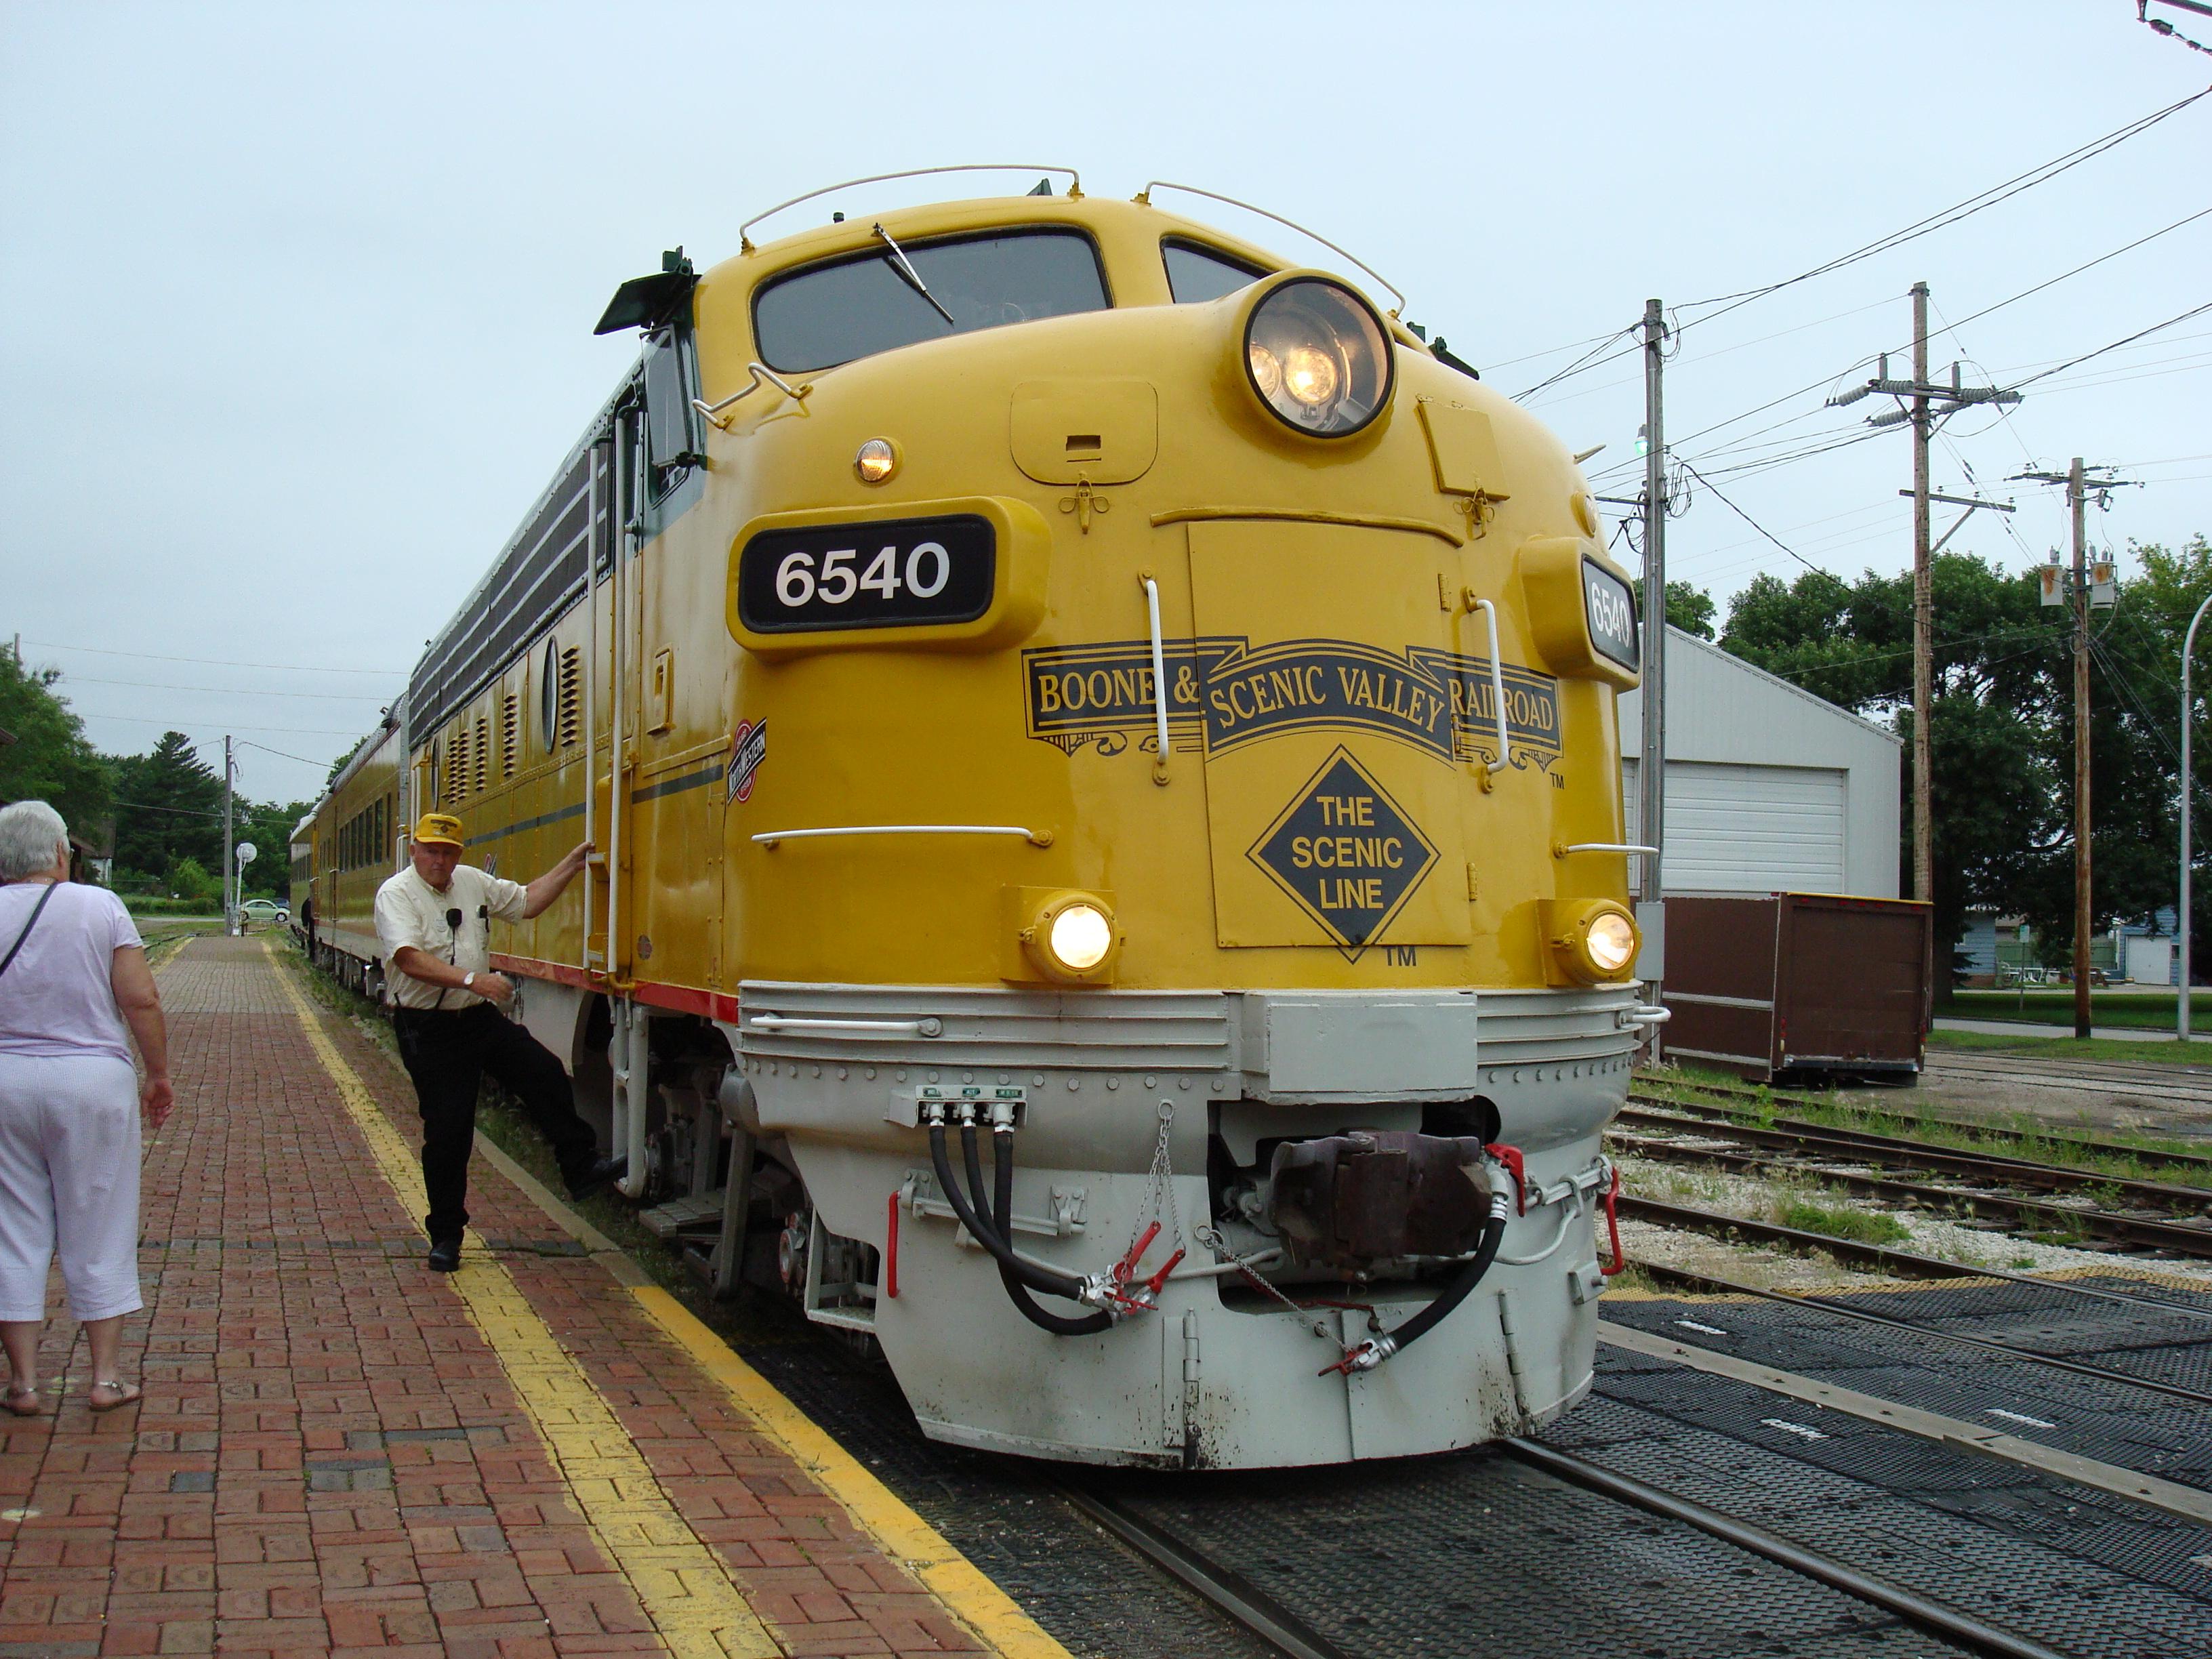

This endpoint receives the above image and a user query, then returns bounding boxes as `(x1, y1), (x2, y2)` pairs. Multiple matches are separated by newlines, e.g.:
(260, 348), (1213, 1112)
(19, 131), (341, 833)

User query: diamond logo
(1248, 747), (1437, 949)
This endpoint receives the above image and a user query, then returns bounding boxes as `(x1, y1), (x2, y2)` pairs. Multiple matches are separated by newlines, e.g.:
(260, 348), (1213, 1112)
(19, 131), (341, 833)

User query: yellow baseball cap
(411, 813), (466, 848)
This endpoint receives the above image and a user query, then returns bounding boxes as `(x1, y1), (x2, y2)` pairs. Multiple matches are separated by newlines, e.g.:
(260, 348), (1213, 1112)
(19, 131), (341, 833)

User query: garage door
(1621, 760), (1846, 895)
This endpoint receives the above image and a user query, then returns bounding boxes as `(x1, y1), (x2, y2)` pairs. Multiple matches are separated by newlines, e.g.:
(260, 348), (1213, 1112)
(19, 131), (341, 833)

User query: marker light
(1240, 276), (1394, 437)
(855, 438), (898, 483)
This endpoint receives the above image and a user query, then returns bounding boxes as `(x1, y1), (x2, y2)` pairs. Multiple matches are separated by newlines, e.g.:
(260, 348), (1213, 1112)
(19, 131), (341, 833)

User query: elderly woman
(0, 800), (171, 1415)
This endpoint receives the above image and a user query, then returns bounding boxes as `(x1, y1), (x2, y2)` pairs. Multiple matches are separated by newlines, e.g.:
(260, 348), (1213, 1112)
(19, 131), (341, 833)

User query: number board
(737, 514), (996, 633)
(1581, 554), (1639, 672)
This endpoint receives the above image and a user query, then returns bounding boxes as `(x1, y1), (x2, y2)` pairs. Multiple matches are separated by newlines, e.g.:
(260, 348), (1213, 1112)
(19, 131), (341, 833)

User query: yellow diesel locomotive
(305, 168), (1657, 1469)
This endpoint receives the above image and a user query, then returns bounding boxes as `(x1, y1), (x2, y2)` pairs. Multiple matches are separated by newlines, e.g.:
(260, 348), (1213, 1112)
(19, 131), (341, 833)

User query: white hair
(0, 800), (68, 882)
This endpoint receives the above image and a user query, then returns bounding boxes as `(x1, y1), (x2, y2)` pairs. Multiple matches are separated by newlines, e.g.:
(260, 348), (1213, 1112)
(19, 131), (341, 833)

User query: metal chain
(1193, 1223), (1334, 1341)
(1129, 1100), (1183, 1256)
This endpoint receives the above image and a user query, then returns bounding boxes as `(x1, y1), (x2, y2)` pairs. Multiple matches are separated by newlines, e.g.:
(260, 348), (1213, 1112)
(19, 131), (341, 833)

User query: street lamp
(234, 841), (257, 937)
(2181, 595), (2212, 1040)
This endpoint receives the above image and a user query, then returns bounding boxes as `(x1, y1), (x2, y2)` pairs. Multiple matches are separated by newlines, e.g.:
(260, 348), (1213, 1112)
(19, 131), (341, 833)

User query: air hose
(1326, 1186), (1514, 1375)
(986, 1122), (1115, 1336)
(924, 1118), (1109, 1319)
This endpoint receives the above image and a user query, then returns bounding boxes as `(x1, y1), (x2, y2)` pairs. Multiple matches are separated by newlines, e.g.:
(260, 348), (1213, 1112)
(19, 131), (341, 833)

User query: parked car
(237, 897), (291, 924)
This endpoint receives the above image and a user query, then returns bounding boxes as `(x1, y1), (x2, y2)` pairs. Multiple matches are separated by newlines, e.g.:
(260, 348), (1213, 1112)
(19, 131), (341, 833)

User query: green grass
(1944, 990), (2212, 1030)
(1927, 1027), (2212, 1065)
(1774, 1199), (1910, 1246)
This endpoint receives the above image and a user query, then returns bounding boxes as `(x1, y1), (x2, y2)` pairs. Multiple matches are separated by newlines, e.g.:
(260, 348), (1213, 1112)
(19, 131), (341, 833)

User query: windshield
(753, 229), (1110, 374)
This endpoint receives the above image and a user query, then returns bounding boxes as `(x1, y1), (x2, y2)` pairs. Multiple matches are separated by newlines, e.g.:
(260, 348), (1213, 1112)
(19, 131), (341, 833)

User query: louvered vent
(501, 695), (520, 779)
(474, 716), (490, 796)
(446, 729), (469, 804)
(558, 647), (583, 747)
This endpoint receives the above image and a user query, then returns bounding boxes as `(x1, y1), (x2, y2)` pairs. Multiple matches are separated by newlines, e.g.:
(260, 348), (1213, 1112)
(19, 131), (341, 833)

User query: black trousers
(392, 1002), (598, 1241)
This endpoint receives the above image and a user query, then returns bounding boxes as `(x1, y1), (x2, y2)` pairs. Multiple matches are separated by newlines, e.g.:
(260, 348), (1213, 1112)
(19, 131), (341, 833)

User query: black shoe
(426, 1237), (463, 1273)
(565, 1155), (626, 1202)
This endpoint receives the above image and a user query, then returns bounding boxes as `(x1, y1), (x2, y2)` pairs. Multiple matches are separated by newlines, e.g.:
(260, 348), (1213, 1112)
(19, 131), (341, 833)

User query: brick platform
(0, 937), (1011, 1658)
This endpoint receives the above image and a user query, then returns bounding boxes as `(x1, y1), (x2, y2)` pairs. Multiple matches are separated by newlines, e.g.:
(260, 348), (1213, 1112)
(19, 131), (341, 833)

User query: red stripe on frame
(489, 952), (743, 1024)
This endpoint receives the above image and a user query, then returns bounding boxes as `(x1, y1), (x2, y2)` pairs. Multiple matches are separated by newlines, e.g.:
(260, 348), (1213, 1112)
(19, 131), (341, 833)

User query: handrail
(1470, 598), (1511, 762)
(693, 363), (811, 430)
(1140, 573), (1171, 783)
(1133, 181), (1406, 313)
(749, 1015), (944, 1038)
(754, 824), (1054, 848)
(739, 165), (1083, 251)
(1555, 842), (1660, 857)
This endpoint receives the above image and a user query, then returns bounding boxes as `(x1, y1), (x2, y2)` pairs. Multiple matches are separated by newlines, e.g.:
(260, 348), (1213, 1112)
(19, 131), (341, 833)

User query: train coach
(304, 167), (1659, 1469)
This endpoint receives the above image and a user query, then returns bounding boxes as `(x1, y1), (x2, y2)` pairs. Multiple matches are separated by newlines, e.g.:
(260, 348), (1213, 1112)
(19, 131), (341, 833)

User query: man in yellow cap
(373, 813), (621, 1271)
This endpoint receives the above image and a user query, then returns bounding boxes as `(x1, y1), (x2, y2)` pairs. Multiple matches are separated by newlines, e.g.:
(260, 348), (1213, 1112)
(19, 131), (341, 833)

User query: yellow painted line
(263, 943), (781, 1659)
(630, 1286), (1075, 1659)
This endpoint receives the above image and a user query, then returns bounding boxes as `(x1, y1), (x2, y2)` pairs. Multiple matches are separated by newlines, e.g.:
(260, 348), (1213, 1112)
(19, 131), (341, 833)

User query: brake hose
(986, 1122), (1114, 1336)
(924, 1119), (1098, 1305)
(1328, 1186), (1513, 1374)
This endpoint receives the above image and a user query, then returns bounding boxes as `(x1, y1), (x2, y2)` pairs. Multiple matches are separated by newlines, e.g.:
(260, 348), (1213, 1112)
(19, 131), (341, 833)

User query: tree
(1633, 577), (1717, 641)
(1721, 553), (2062, 960)
(237, 798), (314, 898)
(0, 654), (113, 841)
(108, 732), (224, 888)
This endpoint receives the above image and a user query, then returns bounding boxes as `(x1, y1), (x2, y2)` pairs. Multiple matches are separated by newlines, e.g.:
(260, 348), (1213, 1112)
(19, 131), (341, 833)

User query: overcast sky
(5, 2), (2207, 806)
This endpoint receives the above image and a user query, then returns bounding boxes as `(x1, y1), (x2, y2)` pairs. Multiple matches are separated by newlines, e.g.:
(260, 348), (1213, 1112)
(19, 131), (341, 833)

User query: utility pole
(1639, 297), (1668, 1061)
(1828, 285), (2016, 1012)
(222, 735), (237, 936)
(2016, 458), (2133, 1038)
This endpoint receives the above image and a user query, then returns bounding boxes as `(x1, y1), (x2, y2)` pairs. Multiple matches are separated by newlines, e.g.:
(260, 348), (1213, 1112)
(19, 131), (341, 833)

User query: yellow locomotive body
(312, 178), (1653, 1467)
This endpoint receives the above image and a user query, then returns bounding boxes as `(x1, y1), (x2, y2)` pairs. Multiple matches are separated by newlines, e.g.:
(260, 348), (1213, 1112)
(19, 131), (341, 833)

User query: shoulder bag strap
(0, 882), (62, 979)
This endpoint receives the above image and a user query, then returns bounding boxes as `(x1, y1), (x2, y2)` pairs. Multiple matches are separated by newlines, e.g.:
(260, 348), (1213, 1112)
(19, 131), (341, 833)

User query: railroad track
(1616, 1193), (2212, 1321)
(1610, 1123), (2212, 1258)
(1629, 1256), (2212, 1408)
(1631, 1076), (2212, 1172)
(1069, 1446), (2072, 1659)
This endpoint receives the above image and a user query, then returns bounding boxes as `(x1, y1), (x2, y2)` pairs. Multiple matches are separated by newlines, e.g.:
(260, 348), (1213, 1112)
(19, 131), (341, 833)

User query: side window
(641, 323), (702, 499)
(1163, 239), (1267, 304)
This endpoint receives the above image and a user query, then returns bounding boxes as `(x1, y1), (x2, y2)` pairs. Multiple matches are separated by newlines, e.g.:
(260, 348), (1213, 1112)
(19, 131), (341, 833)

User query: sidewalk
(0, 936), (1061, 1659)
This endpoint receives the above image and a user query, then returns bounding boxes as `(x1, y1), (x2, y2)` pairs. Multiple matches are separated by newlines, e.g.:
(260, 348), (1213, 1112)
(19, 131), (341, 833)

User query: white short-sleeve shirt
(373, 863), (529, 1010)
(0, 882), (144, 1062)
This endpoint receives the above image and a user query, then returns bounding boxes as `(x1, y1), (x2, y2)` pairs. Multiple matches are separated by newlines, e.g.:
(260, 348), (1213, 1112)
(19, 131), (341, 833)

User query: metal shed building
(1617, 628), (1902, 900)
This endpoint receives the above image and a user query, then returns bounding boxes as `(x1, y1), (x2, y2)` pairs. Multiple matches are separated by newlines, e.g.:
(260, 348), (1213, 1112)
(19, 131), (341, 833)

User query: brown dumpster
(1659, 893), (1931, 1082)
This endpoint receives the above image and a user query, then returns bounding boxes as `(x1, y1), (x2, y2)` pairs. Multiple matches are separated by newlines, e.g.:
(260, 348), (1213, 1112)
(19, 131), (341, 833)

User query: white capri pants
(0, 1052), (144, 1323)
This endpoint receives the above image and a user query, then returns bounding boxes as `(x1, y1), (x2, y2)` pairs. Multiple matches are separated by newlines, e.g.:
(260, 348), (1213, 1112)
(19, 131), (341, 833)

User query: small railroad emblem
(1249, 748), (1437, 949)
(725, 720), (766, 805)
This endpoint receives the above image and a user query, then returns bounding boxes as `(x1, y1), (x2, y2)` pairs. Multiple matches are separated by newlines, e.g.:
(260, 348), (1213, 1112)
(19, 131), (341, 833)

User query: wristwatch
(462, 972), (476, 991)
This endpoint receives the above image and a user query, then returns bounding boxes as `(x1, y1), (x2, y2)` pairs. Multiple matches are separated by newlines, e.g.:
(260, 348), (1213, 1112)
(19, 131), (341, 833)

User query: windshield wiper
(872, 223), (957, 328)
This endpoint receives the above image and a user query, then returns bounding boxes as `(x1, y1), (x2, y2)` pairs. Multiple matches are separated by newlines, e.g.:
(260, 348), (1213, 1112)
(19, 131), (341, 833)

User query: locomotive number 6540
(737, 513), (996, 633)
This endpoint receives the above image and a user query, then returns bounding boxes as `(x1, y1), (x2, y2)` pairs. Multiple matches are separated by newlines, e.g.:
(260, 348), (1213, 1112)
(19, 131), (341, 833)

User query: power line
(68, 708), (368, 738)
(1673, 459), (1832, 576)
(25, 639), (396, 677)
(238, 739), (343, 769)
(1676, 84), (2212, 324)
(54, 673), (392, 702)
(2011, 299), (2212, 390)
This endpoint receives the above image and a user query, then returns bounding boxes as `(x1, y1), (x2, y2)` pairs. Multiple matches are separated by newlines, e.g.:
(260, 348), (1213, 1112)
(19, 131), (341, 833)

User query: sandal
(3, 1385), (37, 1418)
(87, 1380), (141, 1414)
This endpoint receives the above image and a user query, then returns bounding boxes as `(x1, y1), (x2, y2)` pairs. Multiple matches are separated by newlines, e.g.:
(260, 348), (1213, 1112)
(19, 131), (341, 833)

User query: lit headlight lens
(1586, 911), (1636, 975)
(1242, 277), (1393, 436)
(1048, 903), (1113, 972)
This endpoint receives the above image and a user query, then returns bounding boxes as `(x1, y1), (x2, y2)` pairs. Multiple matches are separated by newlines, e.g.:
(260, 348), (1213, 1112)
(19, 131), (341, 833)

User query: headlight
(1548, 900), (1639, 985)
(1586, 911), (1635, 975)
(854, 437), (898, 484)
(1020, 891), (1121, 983)
(1241, 276), (1394, 437)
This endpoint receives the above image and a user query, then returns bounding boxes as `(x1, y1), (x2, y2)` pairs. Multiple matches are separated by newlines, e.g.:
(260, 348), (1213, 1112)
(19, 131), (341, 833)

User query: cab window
(753, 229), (1109, 374)
(1163, 239), (1267, 304)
